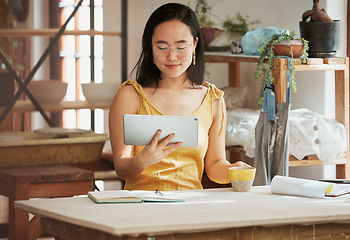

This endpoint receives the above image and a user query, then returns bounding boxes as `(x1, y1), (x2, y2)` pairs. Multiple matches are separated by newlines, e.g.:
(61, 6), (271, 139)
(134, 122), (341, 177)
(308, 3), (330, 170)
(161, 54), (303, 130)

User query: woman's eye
(176, 46), (186, 51)
(157, 46), (168, 51)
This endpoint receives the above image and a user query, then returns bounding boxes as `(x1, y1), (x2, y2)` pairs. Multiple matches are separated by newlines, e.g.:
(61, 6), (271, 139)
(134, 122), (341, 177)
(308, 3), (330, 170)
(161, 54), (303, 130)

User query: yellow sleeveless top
(120, 80), (224, 191)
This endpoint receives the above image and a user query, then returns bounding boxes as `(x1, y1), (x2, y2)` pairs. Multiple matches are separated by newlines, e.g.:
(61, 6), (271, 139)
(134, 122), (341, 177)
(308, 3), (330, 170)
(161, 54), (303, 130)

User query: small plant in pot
(255, 30), (309, 108)
(299, 0), (341, 58)
(222, 13), (260, 43)
(192, 0), (259, 51)
(194, 0), (223, 47)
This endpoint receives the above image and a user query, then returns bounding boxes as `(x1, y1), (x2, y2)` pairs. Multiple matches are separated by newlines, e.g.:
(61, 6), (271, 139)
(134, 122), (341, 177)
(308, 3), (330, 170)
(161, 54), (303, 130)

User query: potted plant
(193, 0), (223, 47)
(222, 12), (260, 43)
(192, 0), (259, 50)
(299, 0), (341, 58)
(255, 30), (309, 107)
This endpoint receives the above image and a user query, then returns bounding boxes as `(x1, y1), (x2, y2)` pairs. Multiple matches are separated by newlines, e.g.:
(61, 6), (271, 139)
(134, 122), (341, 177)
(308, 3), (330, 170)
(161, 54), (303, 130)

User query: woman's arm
(109, 85), (144, 179)
(109, 85), (182, 180)
(204, 98), (250, 184)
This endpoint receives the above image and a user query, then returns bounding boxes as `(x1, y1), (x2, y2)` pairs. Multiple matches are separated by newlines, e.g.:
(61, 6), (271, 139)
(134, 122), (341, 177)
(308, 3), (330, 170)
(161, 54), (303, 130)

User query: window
(59, 0), (104, 133)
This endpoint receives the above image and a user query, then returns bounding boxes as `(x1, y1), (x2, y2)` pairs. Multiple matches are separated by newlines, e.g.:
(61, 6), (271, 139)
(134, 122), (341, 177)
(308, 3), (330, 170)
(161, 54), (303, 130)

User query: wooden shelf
(225, 146), (346, 167)
(295, 64), (346, 71)
(3, 100), (110, 113)
(205, 52), (347, 70)
(207, 52), (350, 178)
(205, 52), (260, 63)
(0, 1), (127, 130)
(0, 29), (121, 37)
(289, 155), (346, 166)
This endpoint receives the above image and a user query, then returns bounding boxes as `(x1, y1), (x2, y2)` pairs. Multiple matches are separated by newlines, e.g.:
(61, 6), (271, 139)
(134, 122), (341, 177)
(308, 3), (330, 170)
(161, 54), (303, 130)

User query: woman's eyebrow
(155, 40), (168, 44)
(155, 40), (188, 44)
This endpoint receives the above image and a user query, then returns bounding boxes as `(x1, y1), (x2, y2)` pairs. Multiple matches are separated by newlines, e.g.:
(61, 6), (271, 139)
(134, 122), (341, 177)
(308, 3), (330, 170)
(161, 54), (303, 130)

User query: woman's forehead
(152, 19), (193, 43)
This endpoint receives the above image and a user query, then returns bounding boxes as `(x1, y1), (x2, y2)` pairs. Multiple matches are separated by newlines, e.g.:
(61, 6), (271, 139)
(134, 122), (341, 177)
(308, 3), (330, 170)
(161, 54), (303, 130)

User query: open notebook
(88, 190), (186, 203)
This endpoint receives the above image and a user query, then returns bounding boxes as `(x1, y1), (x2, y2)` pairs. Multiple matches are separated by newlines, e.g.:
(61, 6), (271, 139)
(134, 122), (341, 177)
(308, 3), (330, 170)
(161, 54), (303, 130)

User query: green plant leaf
(254, 30), (309, 108)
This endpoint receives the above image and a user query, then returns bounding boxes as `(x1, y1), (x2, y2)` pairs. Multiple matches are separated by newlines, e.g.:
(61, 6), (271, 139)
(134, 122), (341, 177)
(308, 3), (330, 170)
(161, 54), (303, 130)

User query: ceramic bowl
(28, 80), (68, 104)
(272, 40), (304, 58)
(81, 82), (119, 104)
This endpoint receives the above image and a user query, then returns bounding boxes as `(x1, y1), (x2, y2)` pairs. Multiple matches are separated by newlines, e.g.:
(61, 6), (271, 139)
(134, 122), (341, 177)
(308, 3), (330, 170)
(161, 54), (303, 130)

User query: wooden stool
(0, 164), (94, 240)
(72, 150), (125, 190)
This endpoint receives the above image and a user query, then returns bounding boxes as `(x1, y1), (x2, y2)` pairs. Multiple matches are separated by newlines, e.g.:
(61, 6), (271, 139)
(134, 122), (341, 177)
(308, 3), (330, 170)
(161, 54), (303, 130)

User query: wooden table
(15, 186), (350, 239)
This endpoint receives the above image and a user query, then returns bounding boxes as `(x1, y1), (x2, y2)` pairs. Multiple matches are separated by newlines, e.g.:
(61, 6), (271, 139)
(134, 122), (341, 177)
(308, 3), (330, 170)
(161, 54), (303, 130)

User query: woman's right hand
(135, 130), (183, 168)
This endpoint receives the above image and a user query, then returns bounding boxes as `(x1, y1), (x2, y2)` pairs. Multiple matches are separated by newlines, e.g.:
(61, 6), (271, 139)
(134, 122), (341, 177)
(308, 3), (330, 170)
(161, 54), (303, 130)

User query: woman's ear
(194, 37), (199, 49)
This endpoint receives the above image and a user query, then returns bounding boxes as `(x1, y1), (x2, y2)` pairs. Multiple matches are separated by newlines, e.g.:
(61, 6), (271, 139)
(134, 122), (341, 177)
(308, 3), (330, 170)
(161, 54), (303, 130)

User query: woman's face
(152, 19), (197, 80)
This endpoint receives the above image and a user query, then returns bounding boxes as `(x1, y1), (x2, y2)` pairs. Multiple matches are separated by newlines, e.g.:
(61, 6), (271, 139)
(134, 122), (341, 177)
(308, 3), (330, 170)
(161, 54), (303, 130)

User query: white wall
(122, 0), (347, 117)
(126, 0), (189, 79)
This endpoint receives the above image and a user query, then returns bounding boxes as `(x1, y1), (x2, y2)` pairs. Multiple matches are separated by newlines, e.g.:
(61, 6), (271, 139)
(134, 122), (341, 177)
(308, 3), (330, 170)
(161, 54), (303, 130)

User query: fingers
(149, 130), (182, 156)
(242, 162), (252, 167)
(160, 133), (176, 147)
(141, 130), (182, 167)
(150, 129), (162, 145)
(163, 142), (183, 155)
(231, 161), (252, 168)
(151, 130), (180, 148)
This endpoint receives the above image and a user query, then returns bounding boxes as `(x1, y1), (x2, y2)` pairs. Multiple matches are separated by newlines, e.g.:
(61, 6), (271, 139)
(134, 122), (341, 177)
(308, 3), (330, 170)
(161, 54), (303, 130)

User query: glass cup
(229, 166), (256, 192)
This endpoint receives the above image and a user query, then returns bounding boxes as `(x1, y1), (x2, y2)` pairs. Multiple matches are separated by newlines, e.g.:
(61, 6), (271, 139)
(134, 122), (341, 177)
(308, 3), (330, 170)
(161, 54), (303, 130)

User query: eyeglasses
(152, 42), (193, 56)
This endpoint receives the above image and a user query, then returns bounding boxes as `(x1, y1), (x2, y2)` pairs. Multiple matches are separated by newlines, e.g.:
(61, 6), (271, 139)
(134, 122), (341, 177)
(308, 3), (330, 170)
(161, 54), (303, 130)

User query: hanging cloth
(254, 56), (292, 185)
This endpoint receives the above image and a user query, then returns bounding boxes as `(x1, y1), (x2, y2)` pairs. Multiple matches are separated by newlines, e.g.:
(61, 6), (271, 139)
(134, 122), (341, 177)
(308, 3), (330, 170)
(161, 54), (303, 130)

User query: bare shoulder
(193, 84), (208, 95)
(110, 84), (140, 114)
(116, 84), (138, 98)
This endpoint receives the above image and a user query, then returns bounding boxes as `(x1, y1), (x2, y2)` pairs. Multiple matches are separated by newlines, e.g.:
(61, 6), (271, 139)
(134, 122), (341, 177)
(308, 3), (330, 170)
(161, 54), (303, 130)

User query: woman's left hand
(230, 161), (251, 168)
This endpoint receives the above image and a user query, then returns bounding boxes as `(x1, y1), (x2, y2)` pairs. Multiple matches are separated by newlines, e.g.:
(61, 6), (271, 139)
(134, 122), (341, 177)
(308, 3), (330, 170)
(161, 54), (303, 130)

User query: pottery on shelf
(28, 80), (68, 105)
(81, 82), (119, 104)
(272, 40), (304, 58)
(200, 27), (224, 46)
(299, 20), (341, 58)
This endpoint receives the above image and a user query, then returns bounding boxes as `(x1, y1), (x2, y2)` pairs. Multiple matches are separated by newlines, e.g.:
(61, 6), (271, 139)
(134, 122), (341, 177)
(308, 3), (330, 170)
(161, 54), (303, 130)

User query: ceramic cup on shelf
(229, 166), (256, 192)
(81, 82), (119, 105)
(27, 80), (68, 105)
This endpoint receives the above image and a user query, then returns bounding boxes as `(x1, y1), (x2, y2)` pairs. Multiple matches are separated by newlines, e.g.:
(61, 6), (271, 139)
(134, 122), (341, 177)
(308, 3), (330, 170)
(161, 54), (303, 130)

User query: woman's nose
(166, 48), (177, 61)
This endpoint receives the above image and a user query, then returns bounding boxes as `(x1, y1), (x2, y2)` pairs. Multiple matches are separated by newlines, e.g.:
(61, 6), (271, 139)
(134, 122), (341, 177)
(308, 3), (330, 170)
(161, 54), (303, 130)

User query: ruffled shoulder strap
(203, 82), (224, 99)
(120, 80), (157, 114)
(120, 80), (147, 100)
(203, 82), (225, 136)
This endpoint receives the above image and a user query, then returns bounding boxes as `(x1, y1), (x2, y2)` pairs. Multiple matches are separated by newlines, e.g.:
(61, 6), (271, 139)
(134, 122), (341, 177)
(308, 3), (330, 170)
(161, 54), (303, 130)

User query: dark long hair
(132, 3), (205, 87)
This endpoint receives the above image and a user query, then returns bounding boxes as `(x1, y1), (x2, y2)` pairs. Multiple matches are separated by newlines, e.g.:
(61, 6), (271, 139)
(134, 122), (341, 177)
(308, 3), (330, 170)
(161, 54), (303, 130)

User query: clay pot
(200, 27), (224, 46)
(299, 20), (341, 58)
(272, 40), (304, 58)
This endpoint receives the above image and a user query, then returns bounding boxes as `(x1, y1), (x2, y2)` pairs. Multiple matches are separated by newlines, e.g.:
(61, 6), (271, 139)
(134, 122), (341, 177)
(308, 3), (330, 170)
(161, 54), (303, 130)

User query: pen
(319, 179), (350, 184)
(155, 190), (163, 196)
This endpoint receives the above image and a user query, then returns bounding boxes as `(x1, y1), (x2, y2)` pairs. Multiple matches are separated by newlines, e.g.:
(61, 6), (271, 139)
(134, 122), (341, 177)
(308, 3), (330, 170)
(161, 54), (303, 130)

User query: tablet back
(123, 114), (199, 147)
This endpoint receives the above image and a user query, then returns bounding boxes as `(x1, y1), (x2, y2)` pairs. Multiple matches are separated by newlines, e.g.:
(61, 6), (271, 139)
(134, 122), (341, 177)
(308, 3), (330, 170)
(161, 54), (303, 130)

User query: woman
(109, 3), (249, 191)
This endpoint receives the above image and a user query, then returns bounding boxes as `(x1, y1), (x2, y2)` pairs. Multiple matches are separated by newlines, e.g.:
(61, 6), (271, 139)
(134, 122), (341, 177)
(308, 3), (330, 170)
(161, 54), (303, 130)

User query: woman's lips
(165, 64), (180, 69)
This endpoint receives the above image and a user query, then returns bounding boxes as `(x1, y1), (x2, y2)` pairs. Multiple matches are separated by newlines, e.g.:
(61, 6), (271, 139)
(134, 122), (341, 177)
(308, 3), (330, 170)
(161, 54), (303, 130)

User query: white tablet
(123, 114), (199, 147)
